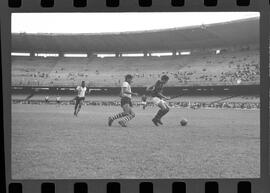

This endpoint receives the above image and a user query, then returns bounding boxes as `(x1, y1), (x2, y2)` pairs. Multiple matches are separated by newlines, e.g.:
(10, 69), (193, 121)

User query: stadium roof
(12, 18), (259, 53)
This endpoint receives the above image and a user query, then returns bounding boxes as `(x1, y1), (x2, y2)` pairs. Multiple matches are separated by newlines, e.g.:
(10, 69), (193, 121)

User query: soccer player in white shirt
(56, 95), (61, 106)
(108, 74), (138, 127)
(45, 96), (49, 103)
(74, 81), (87, 116)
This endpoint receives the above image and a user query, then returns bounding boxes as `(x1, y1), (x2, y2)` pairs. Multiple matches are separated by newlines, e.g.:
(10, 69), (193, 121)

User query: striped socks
(119, 114), (135, 124)
(110, 112), (126, 121)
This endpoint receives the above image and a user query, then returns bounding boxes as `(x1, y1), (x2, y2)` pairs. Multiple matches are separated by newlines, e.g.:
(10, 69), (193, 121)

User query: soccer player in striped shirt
(108, 74), (138, 127)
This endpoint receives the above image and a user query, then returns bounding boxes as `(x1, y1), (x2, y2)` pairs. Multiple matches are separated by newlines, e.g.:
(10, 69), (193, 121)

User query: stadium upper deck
(12, 18), (258, 53)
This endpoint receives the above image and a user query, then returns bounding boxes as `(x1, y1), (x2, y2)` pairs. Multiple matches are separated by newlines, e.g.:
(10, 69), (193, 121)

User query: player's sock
(154, 108), (169, 122)
(118, 120), (127, 127)
(153, 109), (164, 120)
(156, 119), (163, 125)
(120, 114), (135, 124)
(152, 118), (159, 126)
(110, 112), (126, 121)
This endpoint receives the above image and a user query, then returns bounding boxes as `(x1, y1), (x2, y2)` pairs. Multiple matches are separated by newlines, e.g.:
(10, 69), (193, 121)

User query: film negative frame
(1, 0), (269, 193)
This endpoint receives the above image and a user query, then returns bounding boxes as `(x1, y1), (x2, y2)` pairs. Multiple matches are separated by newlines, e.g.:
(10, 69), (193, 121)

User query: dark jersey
(150, 80), (164, 98)
(142, 95), (147, 102)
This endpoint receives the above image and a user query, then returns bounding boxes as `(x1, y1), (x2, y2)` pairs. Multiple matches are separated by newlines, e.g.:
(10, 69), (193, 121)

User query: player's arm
(146, 85), (155, 92)
(122, 87), (138, 96)
(76, 86), (81, 92)
(157, 92), (170, 100)
(86, 88), (92, 94)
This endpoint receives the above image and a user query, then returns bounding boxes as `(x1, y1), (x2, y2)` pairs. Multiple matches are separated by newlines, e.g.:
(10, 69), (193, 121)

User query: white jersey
(76, 86), (87, 97)
(121, 81), (131, 99)
(56, 96), (61, 101)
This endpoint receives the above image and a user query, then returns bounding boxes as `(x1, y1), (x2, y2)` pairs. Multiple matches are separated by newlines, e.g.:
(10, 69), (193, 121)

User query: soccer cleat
(118, 120), (127, 127)
(152, 118), (159, 126)
(156, 119), (163, 125)
(108, 117), (113, 126)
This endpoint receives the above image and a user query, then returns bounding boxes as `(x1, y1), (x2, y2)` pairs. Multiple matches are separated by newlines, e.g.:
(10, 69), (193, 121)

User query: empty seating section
(12, 50), (259, 87)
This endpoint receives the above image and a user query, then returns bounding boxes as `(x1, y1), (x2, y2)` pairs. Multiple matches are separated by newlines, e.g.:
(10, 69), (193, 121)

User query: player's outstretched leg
(108, 112), (126, 126)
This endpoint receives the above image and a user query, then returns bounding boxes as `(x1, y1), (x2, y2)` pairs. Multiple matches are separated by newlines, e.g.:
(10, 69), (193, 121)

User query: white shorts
(152, 97), (166, 106)
(141, 102), (147, 105)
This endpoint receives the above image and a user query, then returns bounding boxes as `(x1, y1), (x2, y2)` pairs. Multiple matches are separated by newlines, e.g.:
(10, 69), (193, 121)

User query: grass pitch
(12, 104), (259, 179)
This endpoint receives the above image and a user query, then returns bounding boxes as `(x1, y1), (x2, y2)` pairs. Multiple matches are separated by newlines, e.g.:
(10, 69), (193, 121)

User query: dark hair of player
(161, 75), (169, 81)
(125, 74), (133, 81)
(81, 81), (85, 87)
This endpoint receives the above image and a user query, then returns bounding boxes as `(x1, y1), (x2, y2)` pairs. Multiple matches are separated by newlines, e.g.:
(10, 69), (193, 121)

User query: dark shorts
(121, 97), (132, 107)
(57, 100), (60, 103)
(75, 96), (85, 104)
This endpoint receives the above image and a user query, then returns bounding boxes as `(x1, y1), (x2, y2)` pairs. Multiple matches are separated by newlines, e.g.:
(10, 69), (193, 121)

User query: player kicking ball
(147, 75), (170, 126)
(74, 81), (87, 117)
(108, 74), (138, 127)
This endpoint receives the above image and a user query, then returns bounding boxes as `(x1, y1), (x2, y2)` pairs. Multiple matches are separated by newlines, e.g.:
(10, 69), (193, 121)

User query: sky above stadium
(12, 12), (259, 34)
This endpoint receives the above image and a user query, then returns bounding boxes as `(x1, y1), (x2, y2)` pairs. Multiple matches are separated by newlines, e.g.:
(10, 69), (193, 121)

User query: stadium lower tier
(12, 49), (259, 87)
(12, 94), (260, 110)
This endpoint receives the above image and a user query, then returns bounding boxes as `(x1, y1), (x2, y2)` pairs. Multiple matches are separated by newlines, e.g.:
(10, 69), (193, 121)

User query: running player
(45, 96), (49, 103)
(147, 75), (170, 126)
(74, 81), (87, 116)
(141, 94), (147, 110)
(108, 74), (138, 127)
(56, 95), (61, 106)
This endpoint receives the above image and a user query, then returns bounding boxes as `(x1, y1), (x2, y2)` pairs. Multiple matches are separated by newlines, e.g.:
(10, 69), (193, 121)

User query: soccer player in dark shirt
(147, 75), (170, 126)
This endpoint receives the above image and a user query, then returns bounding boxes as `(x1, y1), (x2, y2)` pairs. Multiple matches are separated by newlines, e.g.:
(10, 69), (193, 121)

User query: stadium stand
(11, 17), (259, 88)
(11, 94), (30, 100)
(12, 49), (259, 87)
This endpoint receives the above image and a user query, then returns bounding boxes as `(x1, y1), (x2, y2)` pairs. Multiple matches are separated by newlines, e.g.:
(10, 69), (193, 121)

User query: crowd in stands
(13, 98), (260, 110)
(12, 48), (259, 87)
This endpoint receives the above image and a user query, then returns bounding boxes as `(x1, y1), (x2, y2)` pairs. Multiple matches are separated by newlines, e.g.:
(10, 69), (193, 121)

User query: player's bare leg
(143, 103), (147, 110)
(74, 100), (79, 116)
(75, 101), (83, 116)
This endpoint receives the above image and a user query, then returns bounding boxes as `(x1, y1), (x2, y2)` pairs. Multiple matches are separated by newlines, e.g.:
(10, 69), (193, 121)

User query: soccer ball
(180, 119), (188, 126)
